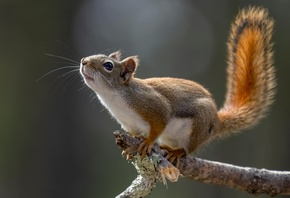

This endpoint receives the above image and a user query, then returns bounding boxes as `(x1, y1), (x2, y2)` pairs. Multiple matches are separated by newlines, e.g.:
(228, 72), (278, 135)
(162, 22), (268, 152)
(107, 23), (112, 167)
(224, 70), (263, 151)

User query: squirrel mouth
(83, 73), (94, 81)
(81, 65), (94, 81)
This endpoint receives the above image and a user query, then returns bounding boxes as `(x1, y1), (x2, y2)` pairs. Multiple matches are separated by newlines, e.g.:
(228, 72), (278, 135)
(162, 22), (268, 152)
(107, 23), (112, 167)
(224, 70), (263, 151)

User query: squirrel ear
(121, 56), (139, 81)
(109, 51), (122, 61)
(122, 56), (139, 74)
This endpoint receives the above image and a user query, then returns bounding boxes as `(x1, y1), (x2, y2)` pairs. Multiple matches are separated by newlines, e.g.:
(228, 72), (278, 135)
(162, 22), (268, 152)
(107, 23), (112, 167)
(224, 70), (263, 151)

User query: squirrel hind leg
(160, 145), (187, 168)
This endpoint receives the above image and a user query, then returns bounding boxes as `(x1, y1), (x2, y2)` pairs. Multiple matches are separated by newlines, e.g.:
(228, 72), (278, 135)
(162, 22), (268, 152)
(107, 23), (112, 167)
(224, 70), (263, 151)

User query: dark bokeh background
(1, 0), (290, 197)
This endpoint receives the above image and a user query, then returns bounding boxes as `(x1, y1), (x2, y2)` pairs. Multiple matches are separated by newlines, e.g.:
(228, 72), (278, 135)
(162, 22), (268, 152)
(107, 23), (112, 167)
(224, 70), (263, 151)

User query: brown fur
(80, 7), (276, 162)
(126, 78), (219, 155)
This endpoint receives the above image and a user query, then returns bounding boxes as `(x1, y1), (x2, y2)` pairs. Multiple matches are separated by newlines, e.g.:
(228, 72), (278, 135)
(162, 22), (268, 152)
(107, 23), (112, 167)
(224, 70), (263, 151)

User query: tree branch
(113, 130), (290, 197)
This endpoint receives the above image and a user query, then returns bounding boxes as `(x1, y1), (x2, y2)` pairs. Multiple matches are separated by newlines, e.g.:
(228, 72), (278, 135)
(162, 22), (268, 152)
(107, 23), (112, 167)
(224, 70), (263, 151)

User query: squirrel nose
(81, 58), (88, 66)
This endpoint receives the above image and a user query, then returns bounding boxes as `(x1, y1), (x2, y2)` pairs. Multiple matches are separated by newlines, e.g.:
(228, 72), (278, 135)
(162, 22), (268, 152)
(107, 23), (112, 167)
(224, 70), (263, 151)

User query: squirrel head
(80, 51), (139, 92)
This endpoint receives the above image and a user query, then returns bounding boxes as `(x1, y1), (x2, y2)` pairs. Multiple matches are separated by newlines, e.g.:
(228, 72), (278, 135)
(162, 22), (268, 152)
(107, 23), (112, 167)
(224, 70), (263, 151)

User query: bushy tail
(217, 7), (276, 135)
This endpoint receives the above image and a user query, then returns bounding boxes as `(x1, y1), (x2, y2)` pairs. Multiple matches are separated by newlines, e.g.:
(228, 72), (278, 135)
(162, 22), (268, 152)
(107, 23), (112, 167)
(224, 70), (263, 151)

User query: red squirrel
(80, 7), (275, 166)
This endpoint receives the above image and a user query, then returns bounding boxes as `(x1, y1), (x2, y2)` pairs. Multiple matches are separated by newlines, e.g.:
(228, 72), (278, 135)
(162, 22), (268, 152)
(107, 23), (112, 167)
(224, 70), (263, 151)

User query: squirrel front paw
(137, 138), (155, 158)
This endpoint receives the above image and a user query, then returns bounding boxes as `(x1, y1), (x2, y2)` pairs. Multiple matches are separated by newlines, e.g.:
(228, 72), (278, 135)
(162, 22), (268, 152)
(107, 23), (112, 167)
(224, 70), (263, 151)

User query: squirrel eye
(103, 61), (114, 71)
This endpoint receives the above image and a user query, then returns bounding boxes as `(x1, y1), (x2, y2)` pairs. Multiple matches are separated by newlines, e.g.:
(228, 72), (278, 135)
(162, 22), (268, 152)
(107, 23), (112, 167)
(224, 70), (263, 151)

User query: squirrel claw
(166, 153), (181, 168)
(121, 150), (133, 160)
(137, 139), (154, 158)
(160, 146), (186, 168)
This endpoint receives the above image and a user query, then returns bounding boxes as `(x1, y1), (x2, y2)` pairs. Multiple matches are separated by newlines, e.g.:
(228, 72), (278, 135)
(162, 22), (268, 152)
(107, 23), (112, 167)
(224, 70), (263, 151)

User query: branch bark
(113, 130), (290, 197)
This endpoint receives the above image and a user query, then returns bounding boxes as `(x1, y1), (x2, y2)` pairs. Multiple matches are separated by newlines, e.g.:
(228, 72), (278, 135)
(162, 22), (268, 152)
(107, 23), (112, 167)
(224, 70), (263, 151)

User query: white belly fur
(97, 91), (150, 135)
(158, 118), (192, 151)
(96, 90), (192, 150)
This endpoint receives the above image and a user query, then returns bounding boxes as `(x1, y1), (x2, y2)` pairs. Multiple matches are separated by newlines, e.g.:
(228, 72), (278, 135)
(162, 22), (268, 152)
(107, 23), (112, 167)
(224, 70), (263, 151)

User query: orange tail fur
(218, 7), (276, 135)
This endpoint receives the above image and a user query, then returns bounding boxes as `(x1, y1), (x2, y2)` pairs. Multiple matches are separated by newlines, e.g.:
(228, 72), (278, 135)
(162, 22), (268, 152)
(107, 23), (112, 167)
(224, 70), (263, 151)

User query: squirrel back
(217, 7), (276, 136)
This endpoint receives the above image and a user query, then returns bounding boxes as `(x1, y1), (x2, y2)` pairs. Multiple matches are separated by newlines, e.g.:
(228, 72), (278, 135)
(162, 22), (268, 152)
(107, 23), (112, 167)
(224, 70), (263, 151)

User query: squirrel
(80, 7), (276, 166)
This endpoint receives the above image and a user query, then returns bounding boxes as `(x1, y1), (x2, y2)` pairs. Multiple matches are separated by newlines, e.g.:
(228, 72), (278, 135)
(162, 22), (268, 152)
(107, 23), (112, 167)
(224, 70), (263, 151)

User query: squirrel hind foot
(160, 145), (186, 168)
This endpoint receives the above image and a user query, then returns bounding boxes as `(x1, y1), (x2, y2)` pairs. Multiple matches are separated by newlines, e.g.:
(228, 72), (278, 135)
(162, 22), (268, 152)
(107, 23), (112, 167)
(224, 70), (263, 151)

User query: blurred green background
(1, 0), (290, 197)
